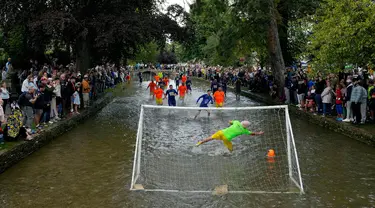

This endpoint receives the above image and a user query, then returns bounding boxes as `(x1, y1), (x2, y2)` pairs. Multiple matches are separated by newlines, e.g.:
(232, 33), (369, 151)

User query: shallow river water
(0, 78), (374, 208)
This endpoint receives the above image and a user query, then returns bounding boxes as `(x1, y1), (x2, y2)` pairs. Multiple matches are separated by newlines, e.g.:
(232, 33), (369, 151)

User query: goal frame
(130, 105), (305, 194)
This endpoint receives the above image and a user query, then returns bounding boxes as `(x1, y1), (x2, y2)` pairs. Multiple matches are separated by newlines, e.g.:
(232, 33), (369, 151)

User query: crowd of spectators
(0, 60), (130, 146)
(184, 64), (375, 125)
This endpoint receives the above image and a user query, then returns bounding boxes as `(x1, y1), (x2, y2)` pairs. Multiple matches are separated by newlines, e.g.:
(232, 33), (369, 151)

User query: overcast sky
(162, 0), (193, 12)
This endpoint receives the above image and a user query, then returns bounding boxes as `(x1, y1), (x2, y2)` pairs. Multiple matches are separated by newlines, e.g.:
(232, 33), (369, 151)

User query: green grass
(0, 140), (23, 154)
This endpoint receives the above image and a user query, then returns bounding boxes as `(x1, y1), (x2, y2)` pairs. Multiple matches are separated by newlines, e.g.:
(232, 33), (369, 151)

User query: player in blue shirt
(165, 85), (178, 106)
(194, 90), (214, 119)
(211, 79), (219, 94)
(186, 77), (192, 94)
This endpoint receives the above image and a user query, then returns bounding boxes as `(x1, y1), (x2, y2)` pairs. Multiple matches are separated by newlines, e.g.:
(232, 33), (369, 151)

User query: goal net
(130, 105), (304, 194)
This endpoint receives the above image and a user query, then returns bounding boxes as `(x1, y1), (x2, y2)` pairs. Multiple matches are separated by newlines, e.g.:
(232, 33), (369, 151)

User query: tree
(277, 0), (321, 66)
(308, 0), (375, 72)
(131, 42), (159, 64)
(0, 0), (185, 72)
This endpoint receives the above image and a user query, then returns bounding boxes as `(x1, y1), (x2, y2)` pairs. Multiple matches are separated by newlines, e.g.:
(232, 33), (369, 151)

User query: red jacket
(336, 89), (343, 105)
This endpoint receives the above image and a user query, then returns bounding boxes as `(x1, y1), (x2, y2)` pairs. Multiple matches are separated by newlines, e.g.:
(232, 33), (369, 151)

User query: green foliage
(0, 29), (8, 66)
(132, 42), (159, 64)
(180, 0), (258, 66)
(309, 0), (375, 72)
(7, 26), (26, 61)
(0, 0), (185, 69)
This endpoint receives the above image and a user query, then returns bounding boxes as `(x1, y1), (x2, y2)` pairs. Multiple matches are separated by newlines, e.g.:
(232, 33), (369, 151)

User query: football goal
(130, 105), (304, 194)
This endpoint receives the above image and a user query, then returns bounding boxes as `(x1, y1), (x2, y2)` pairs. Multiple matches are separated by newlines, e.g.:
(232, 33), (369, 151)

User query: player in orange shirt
(163, 77), (169, 87)
(154, 75), (160, 83)
(178, 83), (188, 102)
(154, 86), (165, 105)
(147, 81), (157, 99)
(181, 75), (187, 84)
(213, 87), (225, 107)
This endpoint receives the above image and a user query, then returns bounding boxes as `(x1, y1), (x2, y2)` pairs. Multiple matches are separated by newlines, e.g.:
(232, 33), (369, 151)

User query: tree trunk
(267, 2), (286, 98)
(75, 38), (90, 74)
(277, 0), (293, 66)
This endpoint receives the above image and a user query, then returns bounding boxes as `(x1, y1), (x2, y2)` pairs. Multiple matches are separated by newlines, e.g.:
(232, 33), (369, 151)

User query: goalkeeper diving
(196, 120), (264, 152)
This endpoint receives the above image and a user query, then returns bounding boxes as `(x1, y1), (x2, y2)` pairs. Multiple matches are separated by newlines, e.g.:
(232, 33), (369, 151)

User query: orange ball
(267, 149), (275, 157)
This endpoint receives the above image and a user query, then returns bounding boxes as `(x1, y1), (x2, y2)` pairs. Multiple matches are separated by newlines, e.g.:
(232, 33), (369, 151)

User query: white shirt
(2, 71), (7, 81)
(53, 84), (61, 97)
(21, 79), (29, 93)
(0, 87), (9, 99)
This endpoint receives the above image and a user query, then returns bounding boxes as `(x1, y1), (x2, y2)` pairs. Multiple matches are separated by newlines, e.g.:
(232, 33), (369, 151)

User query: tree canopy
(0, 0), (186, 71)
(308, 0), (375, 72)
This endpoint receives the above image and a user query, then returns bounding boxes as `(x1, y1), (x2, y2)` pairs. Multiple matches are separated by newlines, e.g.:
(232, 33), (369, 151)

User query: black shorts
(370, 100), (375, 110)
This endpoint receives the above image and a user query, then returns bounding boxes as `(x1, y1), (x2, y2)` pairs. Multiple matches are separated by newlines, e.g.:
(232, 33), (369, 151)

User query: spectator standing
(60, 74), (69, 117)
(321, 83), (333, 117)
(73, 84), (81, 114)
(1, 82), (10, 113)
(5, 58), (12, 72)
(53, 78), (62, 119)
(360, 82), (368, 124)
(0, 98), (5, 124)
(82, 75), (90, 108)
(2, 68), (7, 82)
(335, 84), (343, 121)
(67, 77), (76, 112)
(18, 86), (36, 131)
(291, 76), (298, 104)
(21, 75), (33, 93)
(343, 79), (353, 122)
(43, 79), (54, 125)
(297, 78), (307, 108)
(50, 79), (59, 121)
(315, 77), (325, 114)
(34, 84), (45, 128)
(350, 80), (364, 124)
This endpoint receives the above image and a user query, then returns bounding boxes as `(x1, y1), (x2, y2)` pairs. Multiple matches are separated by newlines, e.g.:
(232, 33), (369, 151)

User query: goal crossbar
(142, 104), (288, 111)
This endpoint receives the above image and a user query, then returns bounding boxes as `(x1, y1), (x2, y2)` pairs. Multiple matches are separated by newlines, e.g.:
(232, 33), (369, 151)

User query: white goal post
(130, 105), (304, 194)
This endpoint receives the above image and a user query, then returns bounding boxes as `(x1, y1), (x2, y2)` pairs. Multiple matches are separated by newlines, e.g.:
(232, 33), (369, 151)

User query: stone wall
(0, 93), (114, 174)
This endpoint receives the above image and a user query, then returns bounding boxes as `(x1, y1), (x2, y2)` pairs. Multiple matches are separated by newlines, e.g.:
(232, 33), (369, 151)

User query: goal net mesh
(131, 105), (304, 194)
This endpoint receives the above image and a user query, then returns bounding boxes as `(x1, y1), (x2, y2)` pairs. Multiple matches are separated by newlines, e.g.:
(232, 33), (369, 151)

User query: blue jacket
(350, 85), (365, 103)
(197, 94), (213, 107)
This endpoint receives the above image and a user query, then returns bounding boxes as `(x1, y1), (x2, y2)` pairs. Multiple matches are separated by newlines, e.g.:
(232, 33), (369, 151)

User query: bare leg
(194, 110), (201, 119)
(197, 136), (213, 145)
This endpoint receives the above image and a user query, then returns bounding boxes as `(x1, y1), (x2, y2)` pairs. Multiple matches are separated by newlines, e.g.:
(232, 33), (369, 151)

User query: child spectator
(335, 84), (343, 121)
(82, 75), (90, 108)
(305, 91), (315, 113)
(73, 84), (81, 114)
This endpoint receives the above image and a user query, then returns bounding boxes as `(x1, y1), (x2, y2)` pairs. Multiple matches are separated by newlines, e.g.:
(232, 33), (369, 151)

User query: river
(0, 78), (374, 208)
